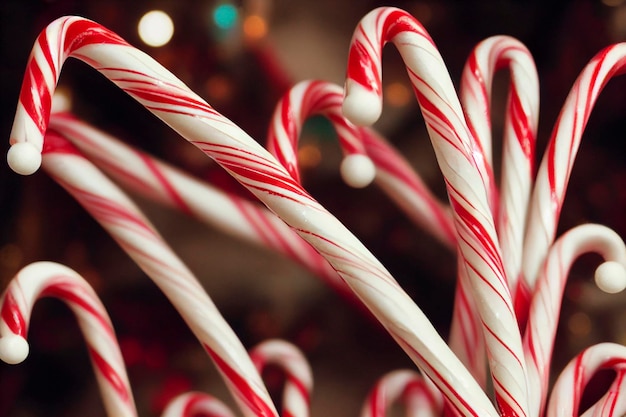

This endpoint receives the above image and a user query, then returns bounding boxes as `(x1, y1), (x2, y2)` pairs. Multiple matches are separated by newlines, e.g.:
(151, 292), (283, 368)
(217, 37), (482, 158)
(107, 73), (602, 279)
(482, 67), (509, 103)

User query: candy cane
(0, 261), (137, 417)
(546, 343), (626, 417)
(521, 42), (626, 308)
(41, 130), (278, 417)
(266, 79), (376, 189)
(448, 254), (487, 387)
(342, 8), (527, 417)
(523, 224), (626, 417)
(460, 36), (539, 317)
(47, 112), (348, 300)
(161, 392), (237, 417)
(266, 80), (456, 248)
(249, 340), (312, 417)
(8, 16), (498, 417)
(360, 369), (442, 417)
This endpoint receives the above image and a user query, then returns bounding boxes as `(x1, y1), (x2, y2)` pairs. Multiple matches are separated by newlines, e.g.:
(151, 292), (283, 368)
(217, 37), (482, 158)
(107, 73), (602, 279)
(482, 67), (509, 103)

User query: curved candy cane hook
(0, 261), (137, 417)
(161, 392), (237, 417)
(250, 340), (313, 417)
(266, 80), (455, 247)
(521, 42), (626, 308)
(547, 343), (626, 417)
(524, 224), (626, 417)
(460, 35), (539, 316)
(360, 369), (443, 417)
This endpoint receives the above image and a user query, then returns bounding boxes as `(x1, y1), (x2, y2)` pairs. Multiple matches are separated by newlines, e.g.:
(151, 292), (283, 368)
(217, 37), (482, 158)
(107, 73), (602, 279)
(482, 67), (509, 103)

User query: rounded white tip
(594, 261), (626, 294)
(7, 142), (42, 175)
(0, 335), (29, 364)
(340, 154), (376, 188)
(342, 81), (382, 126)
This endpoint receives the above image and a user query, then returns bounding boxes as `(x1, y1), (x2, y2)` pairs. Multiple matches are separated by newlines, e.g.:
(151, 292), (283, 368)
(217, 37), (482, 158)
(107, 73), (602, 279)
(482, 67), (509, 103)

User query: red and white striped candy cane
(521, 43), (626, 310)
(343, 7), (527, 417)
(460, 36), (539, 314)
(9, 16), (498, 417)
(523, 225), (626, 417)
(268, 79), (477, 385)
(41, 131), (279, 417)
(360, 369), (442, 417)
(48, 112), (347, 300)
(450, 35), (538, 387)
(249, 340), (312, 417)
(0, 261), (137, 417)
(266, 80), (456, 248)
(266, 79), (376, 189)
(161, 392), (237, 417)
(546, 343), (626, 417)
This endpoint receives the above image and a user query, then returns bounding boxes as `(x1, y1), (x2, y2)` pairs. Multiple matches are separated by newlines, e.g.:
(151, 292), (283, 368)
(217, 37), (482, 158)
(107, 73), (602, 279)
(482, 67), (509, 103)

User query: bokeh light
(138, 10), (175, 47)
(213, 3), (239, 29)
(384, 81), (412, 108)
(243, 15), (268, 40)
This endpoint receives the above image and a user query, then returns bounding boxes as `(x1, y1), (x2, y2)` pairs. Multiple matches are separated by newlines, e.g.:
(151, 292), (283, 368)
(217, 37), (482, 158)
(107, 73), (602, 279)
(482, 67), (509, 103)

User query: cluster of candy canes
(2, 6), (626, 417)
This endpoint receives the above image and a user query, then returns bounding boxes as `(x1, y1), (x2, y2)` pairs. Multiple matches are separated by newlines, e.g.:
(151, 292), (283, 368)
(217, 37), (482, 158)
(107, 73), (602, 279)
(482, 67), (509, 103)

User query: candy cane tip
(0, 335), (30, 365)
(594, 261), (626, 294)
(340, 154), (376, 188)
(342, 81), (382, 126)
(7, 142), (42, 175)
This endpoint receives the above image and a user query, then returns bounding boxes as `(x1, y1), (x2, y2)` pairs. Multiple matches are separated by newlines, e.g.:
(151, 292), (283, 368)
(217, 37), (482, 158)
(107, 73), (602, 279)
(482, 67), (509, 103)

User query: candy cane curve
(546, 343), (626, 417)
(266, 79), (376, 189)
(0, 261), (137, 417)
(249, 339), (313, 417)
(161, 392), (237, 417)
(459, 35), (539, 316)
(266, 79), (456, 248)
(48, 112), (349, 301)
(342, 7), (528, 417)
(523, 224), (626, 417)
(8, 16), (498, 417)
(41, 131), (279, 417)
(360, 369), (443, 417)
(520, 42), (626, 309)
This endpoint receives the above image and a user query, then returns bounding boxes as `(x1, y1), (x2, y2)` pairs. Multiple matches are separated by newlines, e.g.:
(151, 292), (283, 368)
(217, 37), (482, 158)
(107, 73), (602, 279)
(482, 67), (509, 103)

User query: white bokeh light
(138, 10), (174, 47)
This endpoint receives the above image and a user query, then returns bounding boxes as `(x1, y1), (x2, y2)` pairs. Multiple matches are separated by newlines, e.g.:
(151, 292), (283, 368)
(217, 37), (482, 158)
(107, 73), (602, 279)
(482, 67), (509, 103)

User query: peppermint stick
(48, 113), (346, 299)
(8, 16), (497, 417)
(523, 224), (626, 417)
(266, 79), (456, 247)
(460, 36), (539, 312)
(250, 340), (313, 417)
(342, 7), (528, 417)
(546, 343), (626, 417)
(360, 369), (442, 417)
(0, 261), (137, 417)
(41, 131), (278, 417)
(161, 392), (236, 417)
(521, 43), (626, 308)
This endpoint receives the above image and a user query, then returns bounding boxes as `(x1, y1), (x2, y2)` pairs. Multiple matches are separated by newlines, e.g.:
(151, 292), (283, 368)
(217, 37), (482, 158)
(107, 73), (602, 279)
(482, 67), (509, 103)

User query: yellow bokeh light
(138, 10), (174, 47)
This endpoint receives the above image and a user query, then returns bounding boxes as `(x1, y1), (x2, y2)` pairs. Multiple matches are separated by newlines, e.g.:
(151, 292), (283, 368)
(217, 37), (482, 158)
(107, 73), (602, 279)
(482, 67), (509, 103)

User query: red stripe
(88, 347), (130, 402)
(205, 345), (276, 416)
(1, 292), (26, 336)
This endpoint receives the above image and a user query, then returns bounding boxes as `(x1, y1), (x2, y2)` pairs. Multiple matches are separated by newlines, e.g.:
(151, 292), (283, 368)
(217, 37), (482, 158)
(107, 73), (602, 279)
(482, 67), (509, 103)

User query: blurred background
(0, 0), (625, 415)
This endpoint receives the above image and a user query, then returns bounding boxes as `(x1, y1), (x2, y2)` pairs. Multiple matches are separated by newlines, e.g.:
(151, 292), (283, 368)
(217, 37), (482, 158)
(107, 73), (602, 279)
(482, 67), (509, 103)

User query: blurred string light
(138, 10), (175, 47)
